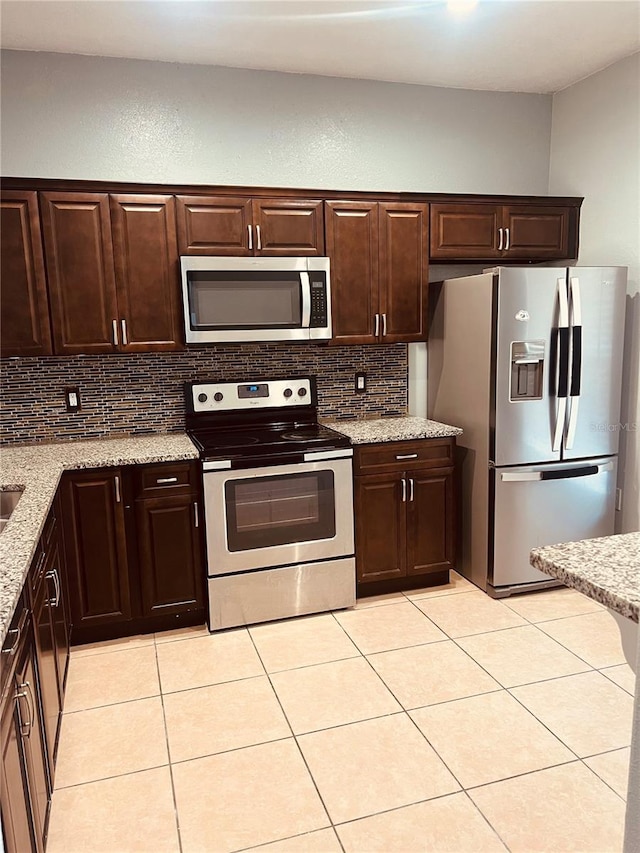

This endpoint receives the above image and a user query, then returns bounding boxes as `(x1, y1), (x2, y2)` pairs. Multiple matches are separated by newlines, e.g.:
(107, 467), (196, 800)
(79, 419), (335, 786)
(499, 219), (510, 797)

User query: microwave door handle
(300, 272), (311, 327)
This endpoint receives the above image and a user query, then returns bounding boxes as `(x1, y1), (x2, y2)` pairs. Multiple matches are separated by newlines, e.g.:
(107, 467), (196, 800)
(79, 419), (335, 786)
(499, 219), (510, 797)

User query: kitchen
(1, 2), (639, 852)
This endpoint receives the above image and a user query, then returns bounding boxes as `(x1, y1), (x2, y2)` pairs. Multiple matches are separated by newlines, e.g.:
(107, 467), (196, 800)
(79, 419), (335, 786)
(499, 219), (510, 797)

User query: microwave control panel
(309, 277), (328, 328)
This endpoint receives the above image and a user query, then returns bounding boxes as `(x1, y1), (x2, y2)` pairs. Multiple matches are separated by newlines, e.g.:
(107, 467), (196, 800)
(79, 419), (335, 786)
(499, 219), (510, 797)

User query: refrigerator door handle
(566, 277), (583, 449)
(500, 461), (613, 482)
(553, 277), (570, 452)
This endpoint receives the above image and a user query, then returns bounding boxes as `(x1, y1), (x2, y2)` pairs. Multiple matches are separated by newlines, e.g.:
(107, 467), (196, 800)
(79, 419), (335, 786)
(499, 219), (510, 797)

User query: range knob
(197, 393), (208, 403)
(283, 388), (293, 399)
(213, 392), (224, 402)
(298, 387), (307, 397)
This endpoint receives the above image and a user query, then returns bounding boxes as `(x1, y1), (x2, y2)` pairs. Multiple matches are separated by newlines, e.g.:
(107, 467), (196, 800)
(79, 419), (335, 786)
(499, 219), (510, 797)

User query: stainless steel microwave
(181, 256), (331, 344)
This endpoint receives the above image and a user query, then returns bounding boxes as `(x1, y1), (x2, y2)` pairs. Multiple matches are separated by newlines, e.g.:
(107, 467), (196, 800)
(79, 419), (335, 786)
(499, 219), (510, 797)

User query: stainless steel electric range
(185, 376), (355, 631)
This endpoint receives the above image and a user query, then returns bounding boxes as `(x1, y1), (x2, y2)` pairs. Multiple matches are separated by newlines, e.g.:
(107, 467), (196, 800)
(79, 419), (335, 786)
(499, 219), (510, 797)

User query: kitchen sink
(0, 489), (23, 533)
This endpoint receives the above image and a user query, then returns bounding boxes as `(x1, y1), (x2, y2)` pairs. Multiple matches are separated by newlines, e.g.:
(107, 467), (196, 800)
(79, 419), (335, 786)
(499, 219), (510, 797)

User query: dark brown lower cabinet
(1, 608), (50, 853)
(61, 462), (206, 644)
(354, 438), (456, 595)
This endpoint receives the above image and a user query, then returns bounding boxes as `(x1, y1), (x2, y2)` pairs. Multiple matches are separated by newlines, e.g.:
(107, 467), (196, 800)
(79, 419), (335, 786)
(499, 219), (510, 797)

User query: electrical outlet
(65, 386), (81, 412)
(355, 372), (367, 393)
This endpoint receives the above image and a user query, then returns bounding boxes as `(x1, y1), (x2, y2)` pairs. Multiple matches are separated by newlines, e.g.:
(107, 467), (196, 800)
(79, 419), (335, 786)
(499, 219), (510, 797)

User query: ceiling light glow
(447, 0), (478, 17)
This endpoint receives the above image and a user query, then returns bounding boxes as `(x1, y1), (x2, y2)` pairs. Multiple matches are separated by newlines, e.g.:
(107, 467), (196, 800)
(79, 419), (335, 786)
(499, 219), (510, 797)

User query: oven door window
(225, 471), (336, 551)
(188, 271), (303, 330)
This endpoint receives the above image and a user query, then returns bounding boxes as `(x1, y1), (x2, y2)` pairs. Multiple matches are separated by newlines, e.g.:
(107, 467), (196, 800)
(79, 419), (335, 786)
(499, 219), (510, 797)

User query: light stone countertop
(0, 434), (198, 645)
(530, 532), (640, 623)
(323, 415), (463, 444)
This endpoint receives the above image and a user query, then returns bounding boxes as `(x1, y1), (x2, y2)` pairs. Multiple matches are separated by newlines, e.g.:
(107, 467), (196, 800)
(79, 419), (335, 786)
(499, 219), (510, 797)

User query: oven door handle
(303, 448), (353, 462)
(203, 459), (232, 471)
(300, 272), (312, 328)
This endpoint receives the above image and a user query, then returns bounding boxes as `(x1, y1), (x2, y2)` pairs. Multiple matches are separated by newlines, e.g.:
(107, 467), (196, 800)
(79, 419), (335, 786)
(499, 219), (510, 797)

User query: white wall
(0, 50), (552, 193)
(550, 52), (640, 533)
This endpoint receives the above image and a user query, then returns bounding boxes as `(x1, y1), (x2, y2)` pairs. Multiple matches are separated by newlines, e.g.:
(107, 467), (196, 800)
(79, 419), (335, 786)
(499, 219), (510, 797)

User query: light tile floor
(47, 573), (634, 853)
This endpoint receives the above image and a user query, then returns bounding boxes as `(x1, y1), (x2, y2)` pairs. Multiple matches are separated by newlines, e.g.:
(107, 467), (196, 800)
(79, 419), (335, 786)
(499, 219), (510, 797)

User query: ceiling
(1, 0), (639, 94)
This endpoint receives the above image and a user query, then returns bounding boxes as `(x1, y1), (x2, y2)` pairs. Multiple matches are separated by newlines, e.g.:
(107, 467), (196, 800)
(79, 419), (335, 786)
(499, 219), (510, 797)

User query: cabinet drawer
(354, 439), (454, 474)
(134, 462), (196, 497)
(0, 591), (29, 700)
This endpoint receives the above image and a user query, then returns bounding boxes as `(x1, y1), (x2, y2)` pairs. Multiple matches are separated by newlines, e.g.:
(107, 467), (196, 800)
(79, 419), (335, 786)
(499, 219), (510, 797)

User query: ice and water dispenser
(510, 341), (545, 401)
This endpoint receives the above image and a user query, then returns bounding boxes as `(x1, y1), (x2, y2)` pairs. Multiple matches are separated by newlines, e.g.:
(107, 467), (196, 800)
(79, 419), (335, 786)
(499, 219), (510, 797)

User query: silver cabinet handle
(114, 475), (121, 504)
(247, 224), (253, 250)
(401, 478), (407, 502)
(256, 224), (262, 251)
(193, 501), (199, 528)
(505, 227), (510, 251)
(498, 228), (503, 251)
(112, 319), (119, 346)
(121, 319), (128, 345)
(395, 453), (418, 460)
(2, 608), (27, 657)
(156, 477), (178, 484)
(45, 569), (60, 607)
(16, 680), (35, 738)
(374, 313), (380, 337)
(409, 478), (415, 502)
(382, 313), (387, 336)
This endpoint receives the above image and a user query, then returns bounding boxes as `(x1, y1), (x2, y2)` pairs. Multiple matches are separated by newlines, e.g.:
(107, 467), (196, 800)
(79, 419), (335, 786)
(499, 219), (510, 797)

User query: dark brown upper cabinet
(430, 202), (578, 261)
(41, 192), (183, 354)
(40, 192), (119, 355)
(326, 201), (428, 345)
(0, 190), (52, 358)
(176, 196), (324, 256)
(110, 194), (182, 351)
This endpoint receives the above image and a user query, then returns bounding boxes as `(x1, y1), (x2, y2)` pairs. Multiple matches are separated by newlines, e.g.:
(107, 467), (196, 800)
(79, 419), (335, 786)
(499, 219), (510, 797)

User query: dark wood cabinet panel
(354, 474), (406, 583)
(175, 195), (252, 256)
(136, 494), (204, 618)
(379, 203), (428, 343)
(0, 190), (52, 358)
(325, 201), (379, 344)
(430, 203), (501, 260)
(40, 192), (118, 355)
(110, 194), (183, 351)
(252, 199), (325, 255)
(503, 205), (571, 259)
(61, 470), (132, 629)
(406, 468), (455, 576)
(1, 690), (36, 853)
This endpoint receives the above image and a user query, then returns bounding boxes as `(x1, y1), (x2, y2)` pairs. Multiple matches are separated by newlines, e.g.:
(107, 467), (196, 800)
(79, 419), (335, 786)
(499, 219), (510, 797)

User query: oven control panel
(190, 378), (314, 412)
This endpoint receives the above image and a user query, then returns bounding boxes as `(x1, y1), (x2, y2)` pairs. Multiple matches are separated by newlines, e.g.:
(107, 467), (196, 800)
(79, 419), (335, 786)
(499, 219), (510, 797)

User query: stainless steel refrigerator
(429, 266), (626, 596)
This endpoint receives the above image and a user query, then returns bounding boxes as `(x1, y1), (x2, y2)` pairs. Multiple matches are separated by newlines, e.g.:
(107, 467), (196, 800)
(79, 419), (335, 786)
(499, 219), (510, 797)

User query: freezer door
(491, 457), (617, 589)
(494, 268), (563, 465)
(563, 267), (626, 460)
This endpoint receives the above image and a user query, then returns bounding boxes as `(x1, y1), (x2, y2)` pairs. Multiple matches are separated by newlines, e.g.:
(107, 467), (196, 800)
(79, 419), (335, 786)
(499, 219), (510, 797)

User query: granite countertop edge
(0, 434), (199, 645)
(530, 532), (640, 623)
(323, 415), (463, 444)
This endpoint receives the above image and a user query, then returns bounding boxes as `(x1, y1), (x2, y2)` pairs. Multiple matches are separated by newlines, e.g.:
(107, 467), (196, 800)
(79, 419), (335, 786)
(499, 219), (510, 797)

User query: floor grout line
(153, 642), (184, 853)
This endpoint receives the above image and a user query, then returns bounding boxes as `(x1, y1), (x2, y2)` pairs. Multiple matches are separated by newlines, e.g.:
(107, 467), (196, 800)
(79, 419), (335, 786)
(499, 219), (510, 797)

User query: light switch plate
(355, 372), (367, 393)
(65, 386), (81, 412)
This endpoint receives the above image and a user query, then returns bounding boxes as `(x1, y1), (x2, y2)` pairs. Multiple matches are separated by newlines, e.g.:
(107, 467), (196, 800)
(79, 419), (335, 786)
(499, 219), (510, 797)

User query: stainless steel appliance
(429, 266), (626, 596)
(185, 376), (355, 630)
(181, 256), (331, 344)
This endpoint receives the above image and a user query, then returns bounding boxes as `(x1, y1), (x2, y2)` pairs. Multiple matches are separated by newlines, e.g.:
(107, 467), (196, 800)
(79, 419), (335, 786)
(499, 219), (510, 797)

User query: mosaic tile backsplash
(0, 344), (407, 445)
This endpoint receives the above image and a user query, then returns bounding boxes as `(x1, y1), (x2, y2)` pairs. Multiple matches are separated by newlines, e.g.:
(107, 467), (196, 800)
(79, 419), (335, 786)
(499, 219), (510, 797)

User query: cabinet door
(252, 199), (325, 255)
(14, 635), (49, 853)
(110, 194), (183, 351)
(0, 190), (52, 358)
(406, 468), (455, 576)
(325, 201), (379, 344)
(61, 470), (132, 629)
(503, 205), (571, 259)
(175, 195), (252, 255)
(430, 203), (501, 260)
(46, 543), (70, 704)
(135, 494), (204, 618)
(354, 474), (406, 583)
(379, 203), (428, 342)
(40, 192), (118, 354)
(32, 568), (60, 777)
(1, 688), (35, 853)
